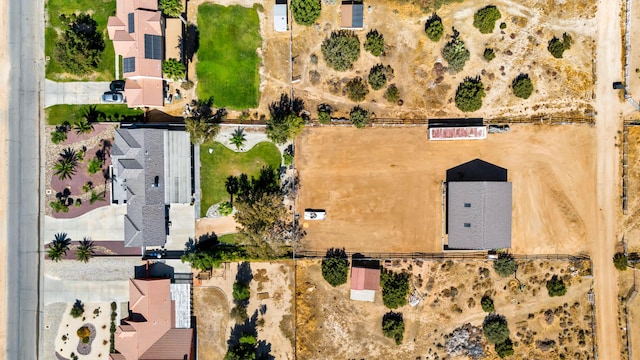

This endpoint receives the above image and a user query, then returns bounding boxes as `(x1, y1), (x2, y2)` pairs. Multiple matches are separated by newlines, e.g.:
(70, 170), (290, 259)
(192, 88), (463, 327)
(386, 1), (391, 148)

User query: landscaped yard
(45, 0), (116, 81)
(196, 4), (261, 110)
(200, 142), (281, 217)
(46, 105), (144, 125)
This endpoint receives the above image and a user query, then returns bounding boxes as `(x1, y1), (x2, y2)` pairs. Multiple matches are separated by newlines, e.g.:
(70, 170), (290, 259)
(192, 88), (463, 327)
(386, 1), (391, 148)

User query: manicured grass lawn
(46, 105), (144, 125)
(196, 4), (261, 109)
(217, 233), (239, 244)
(45, 0), (116, 81)
(200, 142), (281, 217)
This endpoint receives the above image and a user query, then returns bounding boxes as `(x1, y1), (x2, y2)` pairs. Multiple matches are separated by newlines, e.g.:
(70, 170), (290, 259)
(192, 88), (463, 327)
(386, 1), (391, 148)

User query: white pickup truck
(304, 209), (326, 220)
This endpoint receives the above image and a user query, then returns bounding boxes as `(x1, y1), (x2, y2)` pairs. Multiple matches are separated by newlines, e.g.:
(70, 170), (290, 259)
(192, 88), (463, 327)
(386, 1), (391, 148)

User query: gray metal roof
(447, 181), (512, 250)
(351, 4), (363, 28)
(163, 131), (192, 204)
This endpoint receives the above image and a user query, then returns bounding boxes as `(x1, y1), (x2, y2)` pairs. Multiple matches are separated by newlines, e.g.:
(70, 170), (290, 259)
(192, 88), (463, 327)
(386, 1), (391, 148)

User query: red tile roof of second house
(350, 267), (380, 291)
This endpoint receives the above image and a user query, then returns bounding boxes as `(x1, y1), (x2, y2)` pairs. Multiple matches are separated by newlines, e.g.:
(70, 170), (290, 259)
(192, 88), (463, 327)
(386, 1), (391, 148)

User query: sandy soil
(196, 261), (295, 359)
(193, 287), (230, 360)
(291, 0), (595, 120)
(622, 127), (640, 250)
(628, 0), (640, 100)
(195, 217), (239, 240)
(296, 125), (596, 255)
(296, 259), (594, 359)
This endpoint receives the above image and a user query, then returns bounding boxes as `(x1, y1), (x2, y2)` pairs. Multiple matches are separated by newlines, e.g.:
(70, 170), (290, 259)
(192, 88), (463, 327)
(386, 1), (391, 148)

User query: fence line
(623, 125), (630, 213)
(294, 250), (590, 262)
(305, 115), (596, 127)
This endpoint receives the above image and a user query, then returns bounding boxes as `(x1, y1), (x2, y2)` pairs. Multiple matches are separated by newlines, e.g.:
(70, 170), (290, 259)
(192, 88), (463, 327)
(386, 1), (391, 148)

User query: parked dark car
(613, 81), (624, 90)
(110, 80), (126, 92)
(102, 91), (124, 103)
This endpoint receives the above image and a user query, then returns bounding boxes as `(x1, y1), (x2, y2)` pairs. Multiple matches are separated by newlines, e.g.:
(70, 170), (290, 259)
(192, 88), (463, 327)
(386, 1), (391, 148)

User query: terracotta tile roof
(350, 267), (380, 291)
(139, 329), (194, 360)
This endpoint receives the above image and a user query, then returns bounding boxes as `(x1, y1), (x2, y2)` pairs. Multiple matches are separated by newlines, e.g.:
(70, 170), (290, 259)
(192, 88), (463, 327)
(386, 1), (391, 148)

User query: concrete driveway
(44, 204), (126, 242)
(45, 79), (111, 108)
(44, 276), (130, 306)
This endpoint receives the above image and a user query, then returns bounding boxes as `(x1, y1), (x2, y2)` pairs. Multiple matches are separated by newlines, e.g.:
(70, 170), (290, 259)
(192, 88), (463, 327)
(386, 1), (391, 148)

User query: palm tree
(229, 127), (246, 150)
(89, 190), (105, 204)
(185, 118), (220, 144)
(60, 148), (79, 163)
(47, 233), (71, 262)
(73, 119), (94, 135)
(76, 238), (95, 263)
(82, 105), (105, 123)
(225, 175), (239, 205)
(53, 159), (77, 180)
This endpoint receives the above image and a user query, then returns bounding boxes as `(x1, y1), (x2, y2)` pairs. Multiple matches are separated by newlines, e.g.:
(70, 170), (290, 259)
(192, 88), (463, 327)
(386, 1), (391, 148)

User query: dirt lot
(194, 262), (295, 359)
(622, 126), (640, 251)
(296, 125), (597, 254)
(292, 0), (596, 119)
(296, 259), (594, 359)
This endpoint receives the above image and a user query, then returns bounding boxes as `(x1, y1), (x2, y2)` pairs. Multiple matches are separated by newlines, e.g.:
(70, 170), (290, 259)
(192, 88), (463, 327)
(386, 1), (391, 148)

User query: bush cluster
(546, 275), (567, 297)
(473, 6), (502, 34)
(321, 248), (349, 286)
(481, 295), (495, 313)
(162, 58), (186, 81)
(493, 253), (517, 277)
(614, 252), (629, 271)
(382, 311), (405, 345)
(345, 77), (369, 102)
(483, 314), (509, 344)
(368, 64), (394, 90)
(349, 106), (371, 128)
(317, 104), (332, 124)
(384, 84), (400, 103)
(548, 33), (573, 58)
(483, 48), (496, 62)
(381, 269), (410, 309)
(159, 0), (184, 18)
(364, 30), (385, 56)
(442, 29), (470, 73)
(512, 73), (533, 99)
(292, 0), (321, 26)
(455, 77), (485, 112)
(53, 13), (105, 75)
(321, 30), (360, 71)
(495, 338), (514, 358)
(218, 201), (233, 216)
(425, 14), (444, 42)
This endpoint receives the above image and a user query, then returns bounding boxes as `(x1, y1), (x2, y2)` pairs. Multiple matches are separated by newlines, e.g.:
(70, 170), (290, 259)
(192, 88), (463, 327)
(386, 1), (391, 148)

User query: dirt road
(593, 0), (625, 357)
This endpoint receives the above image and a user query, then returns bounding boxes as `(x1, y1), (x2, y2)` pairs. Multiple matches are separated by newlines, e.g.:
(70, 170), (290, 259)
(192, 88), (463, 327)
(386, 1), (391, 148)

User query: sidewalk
(45, 79), (111, 108)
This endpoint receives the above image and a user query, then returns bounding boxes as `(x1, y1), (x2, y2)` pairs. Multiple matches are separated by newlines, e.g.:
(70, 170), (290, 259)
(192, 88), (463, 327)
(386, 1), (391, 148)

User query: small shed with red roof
(350, 267), (380, 302)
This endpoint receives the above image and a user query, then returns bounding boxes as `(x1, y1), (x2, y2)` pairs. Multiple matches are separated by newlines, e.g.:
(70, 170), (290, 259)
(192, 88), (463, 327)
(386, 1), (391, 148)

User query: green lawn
(196, 4), (261, 109)
(45, 0), (116, 81)
(200, 142), (281, 217)
(46, 105), (144, 125)
(217, 233), (239, 244)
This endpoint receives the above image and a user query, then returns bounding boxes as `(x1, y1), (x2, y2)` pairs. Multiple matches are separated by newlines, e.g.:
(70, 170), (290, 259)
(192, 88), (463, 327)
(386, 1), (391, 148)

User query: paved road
(44, 80), (111, 108)
(5, 0), (44, 358)
(594, 0), (625, 358)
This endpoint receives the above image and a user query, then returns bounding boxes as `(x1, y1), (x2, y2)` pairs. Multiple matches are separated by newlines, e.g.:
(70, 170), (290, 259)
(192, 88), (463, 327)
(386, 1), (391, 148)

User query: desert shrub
(382, 311), (405, 345)
(321, 248), (349, 286)
(546, 275), (567, 297)
(232, 282), (251, 301)
(364, 30), (385, 56)
(481, 295), (495, 313)
(442, 29), (470, 73)
(53, 13), (105, 75)
(499, 22), (507, 29)
(321, 30), (361, 71)
(230, 304), (248, 322)
(181, 80), (194, 90)
(483, 314), (510, 344)
(368, 64), (394, 90)
(512, 73), (533, 99)
(77, 326), (90, 339)
(159, 0), (184, 17)
(345, 77), (369, 102)
(495, 338), (514, 358)
(381, 269), (410, 309)
(425, 13), (444, 42)
(51, 129), (68, 144)
(88, 158), (103, 175)
(291, 0), (321, 26)
(162, 58), (186, 81)
(111, 301), (117, 311)
(385, 84), (400, 103)
(283, 153), (293, 166)
(548, 33), (572, 58)
(70, 300), (84, 318)
(318, 110), (331, 124)
(349, 106), (370, 128)
(455, 77), (485, 112)
(493, 253), (517, 277)
(614, 252), (629, 271)
(473, 6), (502, 34)
(218, 201), (233, 216)
(483, 48), (496, 61)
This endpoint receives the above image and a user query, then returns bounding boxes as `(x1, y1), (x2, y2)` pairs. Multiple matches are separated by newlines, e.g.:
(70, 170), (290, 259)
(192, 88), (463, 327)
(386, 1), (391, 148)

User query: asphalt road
(5, 0), (43, 357)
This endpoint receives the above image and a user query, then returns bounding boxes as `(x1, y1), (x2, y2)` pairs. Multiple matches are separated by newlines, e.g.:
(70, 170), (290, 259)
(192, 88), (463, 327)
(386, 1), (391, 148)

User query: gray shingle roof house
(446, 159), (512, 250)
(112, 128), (192, 248)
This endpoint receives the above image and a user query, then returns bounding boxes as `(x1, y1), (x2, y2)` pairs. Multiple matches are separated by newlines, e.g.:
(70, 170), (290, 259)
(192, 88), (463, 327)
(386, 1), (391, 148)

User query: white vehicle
(304, 209), (326, 220)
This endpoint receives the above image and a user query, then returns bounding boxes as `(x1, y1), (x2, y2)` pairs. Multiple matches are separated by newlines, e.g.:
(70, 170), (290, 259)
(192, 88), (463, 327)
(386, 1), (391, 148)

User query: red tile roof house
(110, 278), (194, 360)
(350, 267), (380, 302)
(107, 0), (166, 108)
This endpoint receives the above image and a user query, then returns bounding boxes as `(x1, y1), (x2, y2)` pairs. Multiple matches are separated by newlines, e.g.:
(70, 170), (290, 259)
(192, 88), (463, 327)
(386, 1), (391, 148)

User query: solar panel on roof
(123, 57), (135, 73)
(144, 34), (163, 60)
(352, 4), (363, 28)
(128, 13), (134, 33)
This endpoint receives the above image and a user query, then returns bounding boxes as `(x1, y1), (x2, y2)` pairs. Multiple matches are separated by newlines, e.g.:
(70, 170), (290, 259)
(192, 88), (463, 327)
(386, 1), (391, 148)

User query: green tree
(224, 332), (258, 360)
(548, 33), (572, 58)
(495, 338), (514, 358)
(481, 295), (495, 312)
(455, 77), (486, 112)
(225, 175), (240, 205)
(53, 13), (105, 75)
(321, 30), (361, 71)
(349, 106), (371, 128)
(162, 58), (186, 80)
(76, 238), (95, 263)
(266, 94), (306, 145)
(233, 282), (251, 301)
(229, 127), (247, 150)
(346, 77), (369, 102)
(47, 233), (71, 262)
(70, 299), (85, 318)
(483, 314), (510, 344)
(442, 29), (470, 73)
(73, 119), (94, 135)
(364, 30), (385, 56)
(483, 48), (496, 61)
(382, 311), (405, 345)
(493, 253), (517, 277)
(384, 84), (400, 103)
(159, 0), (184, 17)
(185, 97), (225, 144)
(425, 13), (444, 42)
(512, 73), (533, 99)
(546, 275), (567, 297)
(321, 247), (349, 287)
(368, 64), (394, 91)
(614, 252), (629, 271)
(473, 6), (502, 34)
(380, 269), (410, 309)
(291, 0), (321, 26)
(54, 158), (78, 181)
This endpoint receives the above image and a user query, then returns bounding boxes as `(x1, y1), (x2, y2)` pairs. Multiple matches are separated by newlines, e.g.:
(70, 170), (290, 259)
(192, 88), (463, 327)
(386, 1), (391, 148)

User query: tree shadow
(226, 310), (274, 360)
(236, 262), (253, 284)
(183, 24), (200, 63)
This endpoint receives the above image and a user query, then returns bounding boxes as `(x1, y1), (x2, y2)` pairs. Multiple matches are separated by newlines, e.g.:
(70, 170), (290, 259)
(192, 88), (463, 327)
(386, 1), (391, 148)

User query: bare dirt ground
(194, 287), (230, 360)
(622, 127), (640, 250)
(296, 125), (597, 254)
(292, 0), (596, 120)
(195, 262), (294, 359)
(627, 0), (640, 101)
(195, 217), (239, 240)
(296, 259), (594, 359)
